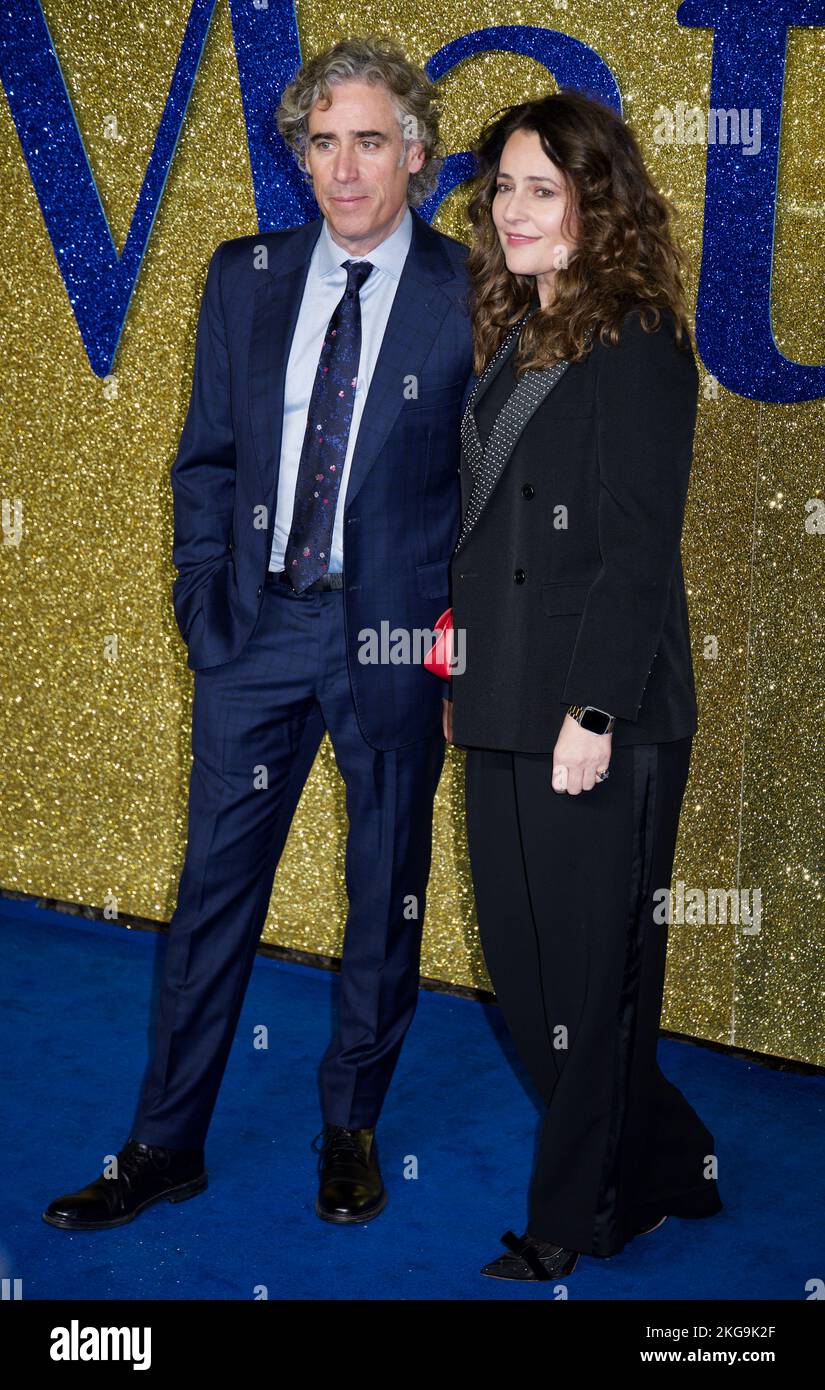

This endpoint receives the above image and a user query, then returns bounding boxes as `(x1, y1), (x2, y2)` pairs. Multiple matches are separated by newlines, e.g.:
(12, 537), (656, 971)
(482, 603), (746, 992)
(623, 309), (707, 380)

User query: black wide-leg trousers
(464, 736), (723, 1259)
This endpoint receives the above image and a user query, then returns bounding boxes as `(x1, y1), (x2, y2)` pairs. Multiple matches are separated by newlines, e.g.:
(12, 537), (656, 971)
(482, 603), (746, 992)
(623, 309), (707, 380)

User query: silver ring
(597, 769), (610, 781)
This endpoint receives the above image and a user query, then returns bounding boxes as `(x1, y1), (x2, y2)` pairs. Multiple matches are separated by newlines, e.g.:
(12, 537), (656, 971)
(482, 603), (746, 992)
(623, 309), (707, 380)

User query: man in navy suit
(43, 37), (473, 1233)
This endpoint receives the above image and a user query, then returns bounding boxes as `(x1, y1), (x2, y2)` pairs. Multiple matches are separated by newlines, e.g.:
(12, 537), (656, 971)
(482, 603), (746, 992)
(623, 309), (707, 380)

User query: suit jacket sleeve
(560, 307), (698, 722)
(170, 240), (236, 642)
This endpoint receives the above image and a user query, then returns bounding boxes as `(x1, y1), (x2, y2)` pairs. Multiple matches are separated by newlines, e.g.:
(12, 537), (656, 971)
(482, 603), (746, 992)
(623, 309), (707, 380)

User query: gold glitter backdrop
(1, 2), (822, 1064)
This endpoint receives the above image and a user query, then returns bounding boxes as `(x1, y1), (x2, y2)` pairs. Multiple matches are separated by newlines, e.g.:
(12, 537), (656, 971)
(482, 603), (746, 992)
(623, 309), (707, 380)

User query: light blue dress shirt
(268, 206), (413, 574)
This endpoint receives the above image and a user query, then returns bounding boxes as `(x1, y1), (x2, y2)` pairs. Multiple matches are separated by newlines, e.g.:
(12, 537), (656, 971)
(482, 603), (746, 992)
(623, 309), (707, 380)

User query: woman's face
(491, 128), (578, 303)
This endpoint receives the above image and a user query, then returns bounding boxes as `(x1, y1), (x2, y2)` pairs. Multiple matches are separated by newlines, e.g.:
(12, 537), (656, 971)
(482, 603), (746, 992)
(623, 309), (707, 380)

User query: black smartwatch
(567, 703), (615, 735)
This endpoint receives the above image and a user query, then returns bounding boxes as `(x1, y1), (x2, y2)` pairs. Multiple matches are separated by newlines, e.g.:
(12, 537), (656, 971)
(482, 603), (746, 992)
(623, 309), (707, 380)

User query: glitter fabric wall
(1, 2), (822, 1064)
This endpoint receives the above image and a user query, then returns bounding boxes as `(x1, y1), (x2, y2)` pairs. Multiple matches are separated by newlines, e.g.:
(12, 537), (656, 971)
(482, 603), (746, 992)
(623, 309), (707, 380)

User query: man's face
(304, 79), (425, 255)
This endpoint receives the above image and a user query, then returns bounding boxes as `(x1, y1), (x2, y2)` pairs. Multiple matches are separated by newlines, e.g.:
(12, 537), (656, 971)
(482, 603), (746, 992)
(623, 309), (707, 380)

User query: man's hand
(552, 713), (612, 793)
(442, 697), (453, 743)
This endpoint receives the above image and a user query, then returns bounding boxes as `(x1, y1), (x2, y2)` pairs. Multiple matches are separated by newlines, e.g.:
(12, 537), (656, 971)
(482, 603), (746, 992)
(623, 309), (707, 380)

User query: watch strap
(567, 703), (616, 735)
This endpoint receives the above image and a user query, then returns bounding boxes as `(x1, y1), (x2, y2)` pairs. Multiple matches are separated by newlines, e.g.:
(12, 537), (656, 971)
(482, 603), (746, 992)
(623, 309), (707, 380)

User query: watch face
(580, 707), (610, 734)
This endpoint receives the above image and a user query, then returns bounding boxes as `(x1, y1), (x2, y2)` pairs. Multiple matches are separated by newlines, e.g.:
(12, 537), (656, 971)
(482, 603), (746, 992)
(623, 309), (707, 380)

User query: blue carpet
(0, 896), (821, 1300)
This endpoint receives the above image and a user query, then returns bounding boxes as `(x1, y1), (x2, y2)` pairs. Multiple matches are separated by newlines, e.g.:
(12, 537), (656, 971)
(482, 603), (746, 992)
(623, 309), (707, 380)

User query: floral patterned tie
(283, 258), (375, 591)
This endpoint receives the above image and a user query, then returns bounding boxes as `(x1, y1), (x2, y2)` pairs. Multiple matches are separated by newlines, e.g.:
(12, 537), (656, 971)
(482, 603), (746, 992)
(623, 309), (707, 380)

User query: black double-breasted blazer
(448, 304), (700, 752)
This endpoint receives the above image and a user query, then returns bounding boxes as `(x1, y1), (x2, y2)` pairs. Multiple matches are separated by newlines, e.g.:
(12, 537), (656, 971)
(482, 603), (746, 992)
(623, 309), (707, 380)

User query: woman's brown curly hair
(466, 89), (694, 376)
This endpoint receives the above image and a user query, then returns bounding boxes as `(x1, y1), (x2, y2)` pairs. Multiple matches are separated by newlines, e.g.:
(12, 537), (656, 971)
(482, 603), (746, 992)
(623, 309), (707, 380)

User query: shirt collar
(316, 204), (413, 281)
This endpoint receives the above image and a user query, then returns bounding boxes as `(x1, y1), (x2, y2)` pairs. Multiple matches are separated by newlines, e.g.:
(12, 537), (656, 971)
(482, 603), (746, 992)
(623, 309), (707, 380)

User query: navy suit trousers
(132, 573), (445, 1149)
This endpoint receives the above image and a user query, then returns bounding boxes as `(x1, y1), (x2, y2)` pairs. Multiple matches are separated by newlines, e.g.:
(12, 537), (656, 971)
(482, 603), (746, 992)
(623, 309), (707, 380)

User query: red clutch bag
(423, 606), (453, 681)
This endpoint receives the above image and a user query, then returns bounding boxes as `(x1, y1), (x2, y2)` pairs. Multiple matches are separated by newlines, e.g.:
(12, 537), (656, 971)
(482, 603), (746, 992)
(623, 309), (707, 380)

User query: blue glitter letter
(678, 0), (825, 401)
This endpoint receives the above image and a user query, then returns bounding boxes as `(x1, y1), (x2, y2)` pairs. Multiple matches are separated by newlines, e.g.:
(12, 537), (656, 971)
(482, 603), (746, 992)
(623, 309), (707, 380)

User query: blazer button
(521, 484), (535, 499)
(513, 568), (526, 584)
(257, 585), (263, 597)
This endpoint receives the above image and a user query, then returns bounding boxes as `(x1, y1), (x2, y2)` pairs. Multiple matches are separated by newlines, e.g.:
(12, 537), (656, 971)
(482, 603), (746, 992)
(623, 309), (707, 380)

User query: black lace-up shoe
(42, 1138), (207, 1230)
(481, 1229), (580, 1281)
(313, 1124), (386, 1223)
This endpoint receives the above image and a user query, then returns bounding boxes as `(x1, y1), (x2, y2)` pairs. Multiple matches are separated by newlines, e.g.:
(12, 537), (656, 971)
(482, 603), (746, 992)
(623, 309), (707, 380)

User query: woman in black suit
(444, 90), (723, 1281)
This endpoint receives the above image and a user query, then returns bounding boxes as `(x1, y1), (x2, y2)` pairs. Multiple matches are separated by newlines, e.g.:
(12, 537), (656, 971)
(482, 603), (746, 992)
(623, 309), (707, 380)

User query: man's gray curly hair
(276, 35), (443, 207)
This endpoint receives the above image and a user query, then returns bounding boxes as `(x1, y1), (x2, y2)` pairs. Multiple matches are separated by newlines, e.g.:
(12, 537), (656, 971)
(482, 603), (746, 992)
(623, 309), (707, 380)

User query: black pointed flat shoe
(481, 1229), (580, 1281)
(636, 1213), (668, 1235)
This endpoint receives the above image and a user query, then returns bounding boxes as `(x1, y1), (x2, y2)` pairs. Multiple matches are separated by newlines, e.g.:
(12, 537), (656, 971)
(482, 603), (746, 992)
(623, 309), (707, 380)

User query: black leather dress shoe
(313, 1124), (386, 1224)
(481, 1229), (580, 1281)
(42, 1138), (207, 1230)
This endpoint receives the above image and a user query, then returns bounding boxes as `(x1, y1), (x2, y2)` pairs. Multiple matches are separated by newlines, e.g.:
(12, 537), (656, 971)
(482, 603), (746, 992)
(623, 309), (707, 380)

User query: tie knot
(342, 259), (374, 297)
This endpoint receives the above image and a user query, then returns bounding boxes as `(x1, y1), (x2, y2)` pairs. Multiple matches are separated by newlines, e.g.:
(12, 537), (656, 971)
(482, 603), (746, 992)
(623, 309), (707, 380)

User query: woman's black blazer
(448, 305), (700, 752)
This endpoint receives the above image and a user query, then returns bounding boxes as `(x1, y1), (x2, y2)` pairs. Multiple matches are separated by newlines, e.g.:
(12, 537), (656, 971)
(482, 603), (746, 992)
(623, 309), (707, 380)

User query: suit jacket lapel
(342, 210), (456, 512)
(455, 346), (572, 555)
(464, 314), (524, 418)
(458, 309), (530, 428)
(248, 218), (323, 504)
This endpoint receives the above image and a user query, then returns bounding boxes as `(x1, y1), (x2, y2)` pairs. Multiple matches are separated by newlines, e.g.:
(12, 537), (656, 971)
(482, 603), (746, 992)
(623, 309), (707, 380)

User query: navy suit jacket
(170, 209), (474, 750)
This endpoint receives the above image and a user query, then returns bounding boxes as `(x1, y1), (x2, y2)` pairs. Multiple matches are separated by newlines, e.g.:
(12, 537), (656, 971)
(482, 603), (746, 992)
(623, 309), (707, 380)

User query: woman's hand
(442, 697), (453, 743)
(552, 713), (612, 793)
